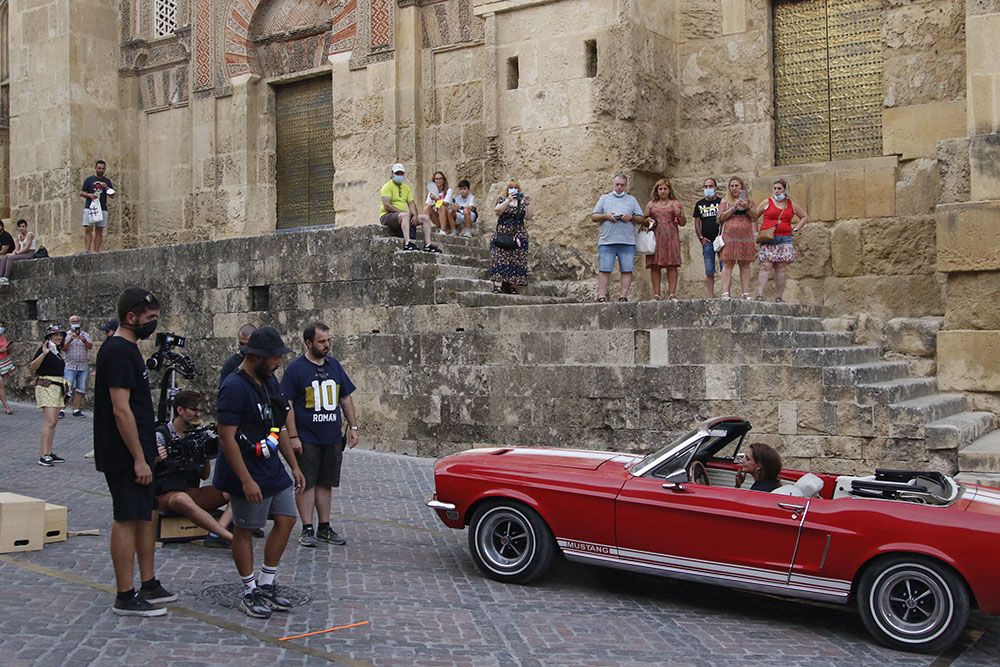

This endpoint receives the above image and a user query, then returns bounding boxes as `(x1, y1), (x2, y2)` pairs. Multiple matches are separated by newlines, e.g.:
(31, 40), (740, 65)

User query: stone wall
(0, 225), (985, 476)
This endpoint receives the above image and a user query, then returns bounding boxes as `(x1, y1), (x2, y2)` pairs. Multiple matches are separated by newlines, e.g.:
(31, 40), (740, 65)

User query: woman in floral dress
(717, 176), (758, 300)
(643, 178), (686, 300)
(489, 179), (533, 294)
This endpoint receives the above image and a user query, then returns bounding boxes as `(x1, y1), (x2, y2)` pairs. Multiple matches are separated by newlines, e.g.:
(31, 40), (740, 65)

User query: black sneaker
(112, 593), (166, 617)
(58, 410), (65, 419)
(203, 534), (231, 549)
(423, 243), (443, 254)
(139, 580), (178, 604)
(73, 409), (84, 417)
(316, 525), (347, 545)
(238, 590), (272, 619)
(48, 453), (65, 463)
(37, 455), (54, 467)
(298, 526), (317, 548)
(403, 241), (418, 251)
(257, 584), (291, 612)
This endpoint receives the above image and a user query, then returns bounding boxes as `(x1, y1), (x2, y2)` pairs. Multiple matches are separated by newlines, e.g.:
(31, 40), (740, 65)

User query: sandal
(755, 296), (764, 301)
(653, 295), (661, 301)
(720, 292), (731, 300)
(492, 285), (502, 294)
(668, 294), (678, 302)
(3, 408), (12, 415)
(775, 297), (785, 303)
(597, 296), (608, 303)
(742, 293), (752, 301)
(619, 297), (628, 302)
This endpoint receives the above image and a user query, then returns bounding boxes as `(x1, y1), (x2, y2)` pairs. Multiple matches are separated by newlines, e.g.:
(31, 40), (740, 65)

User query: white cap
(391, 163), (406, 174)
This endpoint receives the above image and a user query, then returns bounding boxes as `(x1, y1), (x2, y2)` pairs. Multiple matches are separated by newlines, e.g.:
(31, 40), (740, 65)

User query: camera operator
(154, 390), (233, 548)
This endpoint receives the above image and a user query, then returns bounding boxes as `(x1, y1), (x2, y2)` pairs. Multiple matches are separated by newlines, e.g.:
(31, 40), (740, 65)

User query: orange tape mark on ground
(279, 620), (370, 641)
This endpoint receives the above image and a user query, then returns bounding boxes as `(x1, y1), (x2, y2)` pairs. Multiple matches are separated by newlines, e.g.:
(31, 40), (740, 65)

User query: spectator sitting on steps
(0, 219), (38, 286)
(379, 163), (442, 254)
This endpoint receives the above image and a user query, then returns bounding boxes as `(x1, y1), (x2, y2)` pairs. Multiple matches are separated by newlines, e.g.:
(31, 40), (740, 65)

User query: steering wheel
(688, 460), (710, 486)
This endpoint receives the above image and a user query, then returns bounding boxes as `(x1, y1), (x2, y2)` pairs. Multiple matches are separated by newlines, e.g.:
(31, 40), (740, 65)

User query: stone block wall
(0, 225), (980, 476)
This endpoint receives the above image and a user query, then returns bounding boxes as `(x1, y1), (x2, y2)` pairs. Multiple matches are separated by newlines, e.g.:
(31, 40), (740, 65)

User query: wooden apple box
(0, 492), (45, 554)
(157, 514), (208, 542)
(44, 503), (68, 544)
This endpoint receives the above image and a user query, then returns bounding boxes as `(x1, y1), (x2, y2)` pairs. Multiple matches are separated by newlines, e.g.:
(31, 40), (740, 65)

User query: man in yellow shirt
(379, 163), (442, 253)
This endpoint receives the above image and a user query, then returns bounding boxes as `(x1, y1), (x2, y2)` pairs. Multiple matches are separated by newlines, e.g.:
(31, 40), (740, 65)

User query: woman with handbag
(30, 324), (67, 466)
(716, 176), (757, 300)
(643, 178), (685, 301)
(752, 178), (808, 302)
(489, 179), (533, 294)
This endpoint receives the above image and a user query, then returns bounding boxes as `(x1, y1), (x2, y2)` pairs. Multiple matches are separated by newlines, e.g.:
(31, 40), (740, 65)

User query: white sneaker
(0, 277), (9, 285)
(462, 230), (473, 237)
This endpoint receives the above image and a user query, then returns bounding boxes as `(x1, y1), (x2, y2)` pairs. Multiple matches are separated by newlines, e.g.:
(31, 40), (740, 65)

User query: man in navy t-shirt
(79, 159), (116, 253)
(214, 326), (304, 620)
(280, 322), (358, 548)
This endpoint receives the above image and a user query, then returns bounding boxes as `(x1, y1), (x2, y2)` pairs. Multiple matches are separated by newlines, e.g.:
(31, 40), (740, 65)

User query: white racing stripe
(557, 537), (852, 596)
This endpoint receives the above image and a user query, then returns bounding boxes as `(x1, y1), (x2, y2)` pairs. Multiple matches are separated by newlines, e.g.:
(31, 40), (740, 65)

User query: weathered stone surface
(861, 216), (936, 276)
(943, 272), (1000, 330)
(938, 330), (1000, 392)
(937, 201), (1000, 272)
(821, 275), (943, 319)
(895, 159), (941, 216)
(885, 317), (944, 357)
(830, 219), (863, 277)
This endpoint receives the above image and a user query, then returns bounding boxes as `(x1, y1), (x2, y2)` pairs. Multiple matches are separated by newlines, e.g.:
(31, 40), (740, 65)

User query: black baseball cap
(101, 319), (119, 333)
(240, 326), (292, 357)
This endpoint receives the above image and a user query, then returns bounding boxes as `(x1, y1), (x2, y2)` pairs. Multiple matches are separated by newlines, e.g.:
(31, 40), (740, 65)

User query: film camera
(161, 424), (220, 473)
(146, 332), (197, 377)
(146, 331), (200, 423)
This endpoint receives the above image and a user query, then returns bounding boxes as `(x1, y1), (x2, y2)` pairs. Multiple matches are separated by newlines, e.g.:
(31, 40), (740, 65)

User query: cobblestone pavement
(1, 400), (998, 666)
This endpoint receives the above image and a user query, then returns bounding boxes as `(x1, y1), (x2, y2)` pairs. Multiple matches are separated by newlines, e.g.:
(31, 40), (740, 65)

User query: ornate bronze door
(275, 75), (335, 229)
(773, 0), (883, 165)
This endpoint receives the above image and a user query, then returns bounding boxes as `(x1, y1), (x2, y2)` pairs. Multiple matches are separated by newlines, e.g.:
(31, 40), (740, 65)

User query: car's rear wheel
(857, 555), (969, 653)
(468, 501), (555, 584)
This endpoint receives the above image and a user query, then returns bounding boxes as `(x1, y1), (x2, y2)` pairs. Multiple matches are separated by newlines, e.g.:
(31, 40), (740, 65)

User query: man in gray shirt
(592, 173), (645, 302)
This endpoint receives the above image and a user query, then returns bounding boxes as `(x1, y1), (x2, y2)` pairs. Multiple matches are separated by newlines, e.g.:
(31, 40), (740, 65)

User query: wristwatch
(349, 426), (359, 431)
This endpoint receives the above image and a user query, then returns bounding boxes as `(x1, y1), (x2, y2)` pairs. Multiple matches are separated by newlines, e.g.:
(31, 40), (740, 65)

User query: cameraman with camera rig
(154, 390), (233, 548)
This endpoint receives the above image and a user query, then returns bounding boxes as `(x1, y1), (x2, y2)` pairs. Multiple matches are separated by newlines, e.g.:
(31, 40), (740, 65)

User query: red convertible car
(427, 417), (1000, 653)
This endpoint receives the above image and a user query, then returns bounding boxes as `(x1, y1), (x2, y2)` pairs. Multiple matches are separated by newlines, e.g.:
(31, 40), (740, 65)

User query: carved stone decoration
(138, 64), (190, 111)
(349, 0), (393, 70)
(420, 0), (481, 50)
(119, 27), (192, 74)
(223, 0), (356, 79)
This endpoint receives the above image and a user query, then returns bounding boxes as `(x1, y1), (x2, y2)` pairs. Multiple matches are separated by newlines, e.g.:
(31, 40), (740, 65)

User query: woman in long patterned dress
(489, 179), (533, 294)
(717, 176), (758, 300)
(643, 178), (686, 300)
(752, 177), (809, 302)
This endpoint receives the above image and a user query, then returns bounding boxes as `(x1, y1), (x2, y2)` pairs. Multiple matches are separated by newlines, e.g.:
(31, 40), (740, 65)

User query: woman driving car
(734, 442), (782, 492)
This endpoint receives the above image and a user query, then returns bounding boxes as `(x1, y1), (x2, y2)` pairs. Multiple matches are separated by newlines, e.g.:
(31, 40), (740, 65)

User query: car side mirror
(663, 468), (687, 484)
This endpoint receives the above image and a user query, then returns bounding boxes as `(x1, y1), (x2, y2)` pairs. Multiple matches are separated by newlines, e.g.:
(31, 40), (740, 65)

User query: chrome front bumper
(426, 497), (456, 512)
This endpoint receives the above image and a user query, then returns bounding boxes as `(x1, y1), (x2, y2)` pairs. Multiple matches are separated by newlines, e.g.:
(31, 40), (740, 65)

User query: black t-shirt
(750, 478), (780, 493)
(219, 352), (243, 388)
(93, 336), (157, 473)
(693, 197), (722, 241)
(33, 346), (65, 377)
(0, 231), (14, 254)
(213, 370), (292, 498)
(82, 175), (114, 211)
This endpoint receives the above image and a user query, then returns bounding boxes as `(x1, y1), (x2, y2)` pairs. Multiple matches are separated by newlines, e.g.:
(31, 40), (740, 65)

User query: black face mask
(133, 319), (158, 340)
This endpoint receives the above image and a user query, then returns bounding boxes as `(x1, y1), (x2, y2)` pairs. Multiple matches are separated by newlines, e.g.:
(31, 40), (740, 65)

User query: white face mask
(612, 190), (626, 198)
(508, 188), (519, 196)
(774, 192), (786, 201)
(704, 188), (716, 198)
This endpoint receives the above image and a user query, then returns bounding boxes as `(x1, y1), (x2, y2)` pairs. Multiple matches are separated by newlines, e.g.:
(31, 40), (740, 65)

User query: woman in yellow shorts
(30, 324), (67, 466)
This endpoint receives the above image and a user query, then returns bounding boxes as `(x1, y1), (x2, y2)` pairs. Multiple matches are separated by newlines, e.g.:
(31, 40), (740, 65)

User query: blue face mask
(393, 175), (405, 185)
(0, 327), (6, 336)
(704, 188), (716, 198)
(774, 192), (786, 201)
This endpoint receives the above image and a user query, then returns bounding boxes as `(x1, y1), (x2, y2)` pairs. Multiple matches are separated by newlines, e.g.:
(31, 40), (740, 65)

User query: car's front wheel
(468, 500), (555, 584)
(857, 555), (969, 653)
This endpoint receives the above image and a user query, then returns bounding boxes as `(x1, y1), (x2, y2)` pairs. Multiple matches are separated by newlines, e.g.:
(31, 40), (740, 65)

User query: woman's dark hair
(749, 442), (782, 485)
(431, 171), (448, 191)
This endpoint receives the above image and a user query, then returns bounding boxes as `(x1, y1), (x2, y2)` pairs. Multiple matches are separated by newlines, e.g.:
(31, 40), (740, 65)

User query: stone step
(373, 236), (491, 261)
(415, 263), (484, 280)
(780, 346), (882, 367)
(889, 393), (969, 439)
(856, 377), (938, 405)
(727, 300), (828, 318)
(958, 430), (1000, 473)
(925, 411), (996, 451)
(760, 331), (856, 349)
(435, 278), (566, 303)
(955, 472), (1000, 490)
(456, 292), (578, 307)
(391, 249), (490, 269)
(731, 314), (827, 333)
(821, 317), (857, 332)
(823, 361), (912, 387)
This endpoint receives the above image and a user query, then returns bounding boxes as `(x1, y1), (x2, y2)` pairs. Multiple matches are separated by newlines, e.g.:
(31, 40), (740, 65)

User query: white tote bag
(635, 229), (656, 255)
(87, 198), (104, 224)
(712, 222), (725, 252)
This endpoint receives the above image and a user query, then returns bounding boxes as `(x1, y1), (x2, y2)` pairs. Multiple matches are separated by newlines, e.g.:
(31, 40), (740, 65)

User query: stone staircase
(372, 232), (578, 306)
(746, 309), (1000, 486)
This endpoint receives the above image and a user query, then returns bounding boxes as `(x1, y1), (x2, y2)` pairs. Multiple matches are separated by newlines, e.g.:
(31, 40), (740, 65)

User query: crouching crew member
(214, 326), (305, 619)
(154, 390), (233, 548)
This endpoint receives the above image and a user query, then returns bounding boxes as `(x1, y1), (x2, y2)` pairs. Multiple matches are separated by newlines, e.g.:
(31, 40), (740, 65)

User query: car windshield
(629, 429), (700, 475)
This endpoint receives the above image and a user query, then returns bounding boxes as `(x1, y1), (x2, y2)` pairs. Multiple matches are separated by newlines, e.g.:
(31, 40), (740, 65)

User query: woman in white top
(0, 219), (38, 285)
(424, 171), (455, 236)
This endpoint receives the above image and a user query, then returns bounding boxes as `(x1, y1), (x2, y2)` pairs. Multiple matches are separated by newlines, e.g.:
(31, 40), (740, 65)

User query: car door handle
(776, 502), (806, 512)
(662, 482), (687, 492)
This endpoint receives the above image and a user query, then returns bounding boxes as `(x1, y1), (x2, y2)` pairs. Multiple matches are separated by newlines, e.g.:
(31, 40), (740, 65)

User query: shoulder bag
(635, 228), (656, 254)
(756, 226), (775, 244)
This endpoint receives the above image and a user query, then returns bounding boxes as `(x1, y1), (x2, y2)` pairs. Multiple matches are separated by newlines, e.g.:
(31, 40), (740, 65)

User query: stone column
(8, 0), (120, 253)
(934, 5), (1000, 395)
(394, 1), (423, 183)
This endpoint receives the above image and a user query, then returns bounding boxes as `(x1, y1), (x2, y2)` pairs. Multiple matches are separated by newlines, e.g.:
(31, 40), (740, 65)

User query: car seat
(771, 473), (824, 499)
